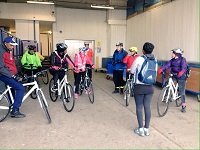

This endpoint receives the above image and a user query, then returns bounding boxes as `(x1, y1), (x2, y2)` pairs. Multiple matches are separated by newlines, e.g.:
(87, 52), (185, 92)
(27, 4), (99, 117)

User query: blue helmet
(79, 47), (88, 52)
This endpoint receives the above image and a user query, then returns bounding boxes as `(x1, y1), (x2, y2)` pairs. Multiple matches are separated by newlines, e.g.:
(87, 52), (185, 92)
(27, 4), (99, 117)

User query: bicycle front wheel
(37, 89), (51, 123)
(157, 87), (170, 117)
(125, 83), (131, 106)
(49, 78), (58, 102)
(41, 70), (49, 84)
(62, 84), (75, 112)
(0, 95), (10, 122)
(86, 83), (94, 104)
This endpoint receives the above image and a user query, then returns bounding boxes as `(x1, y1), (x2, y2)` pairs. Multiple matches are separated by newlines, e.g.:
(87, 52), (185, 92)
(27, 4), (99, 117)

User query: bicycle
(49, 68), (75, 112)
(157, 73), (182, 117)
(78, 67), (94, 104)
(39, 68), (49, 85)
(0, 72), (51, 123)
(123, 69), (134, 106)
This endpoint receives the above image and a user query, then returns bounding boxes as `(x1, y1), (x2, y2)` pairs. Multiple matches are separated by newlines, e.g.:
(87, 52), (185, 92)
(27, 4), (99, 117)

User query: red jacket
(123, 54), (139, 72)
(86, 48), (93, 64)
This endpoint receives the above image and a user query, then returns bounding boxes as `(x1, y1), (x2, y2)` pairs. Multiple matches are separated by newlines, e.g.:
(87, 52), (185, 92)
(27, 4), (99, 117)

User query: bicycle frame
(165, 74), (181, 102)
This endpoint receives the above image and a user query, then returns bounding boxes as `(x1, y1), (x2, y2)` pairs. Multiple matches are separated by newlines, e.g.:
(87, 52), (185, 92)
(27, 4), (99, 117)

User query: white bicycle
(0, 72), (51, 123)
(157, 73), (182, 117)
(49, 68), (75, 112)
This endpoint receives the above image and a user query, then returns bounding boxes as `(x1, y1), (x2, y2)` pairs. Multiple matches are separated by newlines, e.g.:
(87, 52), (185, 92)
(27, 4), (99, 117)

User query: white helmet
(171, 48), (183, 55)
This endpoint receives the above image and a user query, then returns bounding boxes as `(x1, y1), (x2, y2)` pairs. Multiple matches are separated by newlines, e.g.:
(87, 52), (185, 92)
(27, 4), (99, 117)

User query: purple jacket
(161, 56), (187, 78)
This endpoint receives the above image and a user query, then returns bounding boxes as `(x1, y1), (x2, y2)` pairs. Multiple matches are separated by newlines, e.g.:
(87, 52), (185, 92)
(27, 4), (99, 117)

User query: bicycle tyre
(175, 89), (182, 107)
(157, 87), (170, 117)
(41, 70), (49, 84)
(62, 84), (75, 112)
(0, 94), (11, 122)
(78, 83), (84, 96)
(125, 83), (131, 106)
(49, 78), (58, 102)
(37, 89), (51, 123)
(30, 89), (37, 99)
(87, 83), (94, 104)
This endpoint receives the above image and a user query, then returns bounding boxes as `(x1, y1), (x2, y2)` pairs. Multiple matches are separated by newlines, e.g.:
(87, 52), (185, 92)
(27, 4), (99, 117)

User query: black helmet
(56, 43), (68, 52)
(27, 45), (36, 50)
(143, 42), (154, 54)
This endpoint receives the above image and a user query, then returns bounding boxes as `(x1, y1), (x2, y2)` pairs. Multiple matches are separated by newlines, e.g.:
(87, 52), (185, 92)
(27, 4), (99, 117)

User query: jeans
(0, 75), (25, 110)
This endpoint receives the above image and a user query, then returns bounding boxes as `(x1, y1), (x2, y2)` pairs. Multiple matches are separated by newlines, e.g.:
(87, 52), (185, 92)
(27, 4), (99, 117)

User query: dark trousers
(176, 79), (186, 104)
(113, 70), (125, 90)
(49, 69), (65, 88)
(74, 71), (85, 94)
(86, 64), (92, 79)
(134, 93), (153, 128)
(0, 75), (25, 111)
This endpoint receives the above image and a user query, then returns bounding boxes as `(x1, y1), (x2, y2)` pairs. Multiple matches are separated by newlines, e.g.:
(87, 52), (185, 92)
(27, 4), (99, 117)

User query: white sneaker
(144, 128), (150, 136)
(134, 128), (145, 136)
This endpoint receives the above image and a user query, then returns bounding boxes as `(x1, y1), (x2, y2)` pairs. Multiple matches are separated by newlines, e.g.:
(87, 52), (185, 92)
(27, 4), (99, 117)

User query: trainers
(181, 106), (186, 113)
(112, 90), (119, 94)
(74, 93), (78, 99)
(144, 128), (150, 136)
(10, 110), (26, 118)
(134, 128), (145, 136)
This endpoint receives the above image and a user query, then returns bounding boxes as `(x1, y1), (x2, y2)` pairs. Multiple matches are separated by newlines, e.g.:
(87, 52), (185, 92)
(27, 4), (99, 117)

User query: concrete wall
(126, 0), (199, 62)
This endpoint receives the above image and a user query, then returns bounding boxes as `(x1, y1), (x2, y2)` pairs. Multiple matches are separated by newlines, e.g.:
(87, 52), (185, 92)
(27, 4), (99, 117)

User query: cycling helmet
(171, 48), (183, 55)
(143, 42), (154, 54)
(27, 45), (36, 50)
(56, 43), (68, 52)
(79, 47), (88, 52)
(129, 47), (138, 53)
(84, 42), (89, 45)
(116, 42), (123, 46)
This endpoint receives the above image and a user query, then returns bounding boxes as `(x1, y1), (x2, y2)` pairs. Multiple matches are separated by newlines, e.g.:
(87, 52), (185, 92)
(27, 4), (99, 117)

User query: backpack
(181, 57), (191, 78)
(138, 55), (158, 84)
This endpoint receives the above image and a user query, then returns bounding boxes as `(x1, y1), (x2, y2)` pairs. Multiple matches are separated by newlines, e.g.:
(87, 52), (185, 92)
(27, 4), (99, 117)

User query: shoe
(144, 128), (150, 136)
(112, 90), (119, 94)
(74, 93), (78, 99)
(51, 87), (58, 92)
(134, 128), (145, 136)
(10, 110), (26, 118)
(181, 106), (186, 113)
(85, 89), (91, 94)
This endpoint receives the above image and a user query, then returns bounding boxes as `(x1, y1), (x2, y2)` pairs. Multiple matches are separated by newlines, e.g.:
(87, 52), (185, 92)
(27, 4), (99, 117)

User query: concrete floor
(0, 71), (199, 149)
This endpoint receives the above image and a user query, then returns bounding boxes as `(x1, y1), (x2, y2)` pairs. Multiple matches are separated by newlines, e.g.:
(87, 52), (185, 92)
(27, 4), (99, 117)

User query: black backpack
(181, 57), (191, 78)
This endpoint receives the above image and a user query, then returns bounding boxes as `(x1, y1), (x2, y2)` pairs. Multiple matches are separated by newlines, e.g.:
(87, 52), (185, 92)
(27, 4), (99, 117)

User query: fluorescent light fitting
(27, 1), (54, 5)
(91, 5), (114, 9)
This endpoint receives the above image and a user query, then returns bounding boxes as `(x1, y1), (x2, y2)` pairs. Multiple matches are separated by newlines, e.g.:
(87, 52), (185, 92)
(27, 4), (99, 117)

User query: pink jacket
(74, 52), (94, 72)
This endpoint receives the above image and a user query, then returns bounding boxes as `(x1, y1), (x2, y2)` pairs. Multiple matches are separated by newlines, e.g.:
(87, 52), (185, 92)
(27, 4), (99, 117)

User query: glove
(53, 66), (59, 70)
(178, 70), (184, 77)
(157, 68), (163, 74)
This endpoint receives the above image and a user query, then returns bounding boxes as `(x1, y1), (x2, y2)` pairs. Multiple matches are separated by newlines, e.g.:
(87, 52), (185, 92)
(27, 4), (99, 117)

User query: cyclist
(123, 46), (139, 81)
(21, 45), (42, 79)
(49, 43), (75, 91)
(130, 42), (156, 136)
(84, 42), (93, 80)
(157, 48), (187, 113)
(0, 36), (25, 118)
(112, 42), (128, 94)
(73, 47), (95, 99)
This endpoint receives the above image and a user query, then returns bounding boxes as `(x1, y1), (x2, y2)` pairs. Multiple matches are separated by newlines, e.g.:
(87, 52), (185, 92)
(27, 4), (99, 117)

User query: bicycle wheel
(49, 78), (58, 102)
(157, 87), (171, 117)
(175, 89), (182, 107)
(86, 82), (94, 104)
(41, 70), (49, 84)
(125, 83), (131, 106)
(0, 95), (10, 122)
(30, 89), (37, 99)
(37, 89), (51, 123)
(62, 84), (75, 112)
(78, 83), (84, 96)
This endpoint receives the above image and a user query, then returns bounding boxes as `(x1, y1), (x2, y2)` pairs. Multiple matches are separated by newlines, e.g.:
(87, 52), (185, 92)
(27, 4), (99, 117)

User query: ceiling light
(27, 1), (54, 5)
(91, 5), (114, 9)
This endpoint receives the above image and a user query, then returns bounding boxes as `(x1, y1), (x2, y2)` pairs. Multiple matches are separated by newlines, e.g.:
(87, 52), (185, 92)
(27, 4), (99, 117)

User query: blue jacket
(161, 56), (187, 79)
(112, 48), (128, 70)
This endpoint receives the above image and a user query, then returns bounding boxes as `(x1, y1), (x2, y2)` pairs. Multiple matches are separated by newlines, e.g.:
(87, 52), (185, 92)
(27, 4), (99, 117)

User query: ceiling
(0, 0), (127, 33)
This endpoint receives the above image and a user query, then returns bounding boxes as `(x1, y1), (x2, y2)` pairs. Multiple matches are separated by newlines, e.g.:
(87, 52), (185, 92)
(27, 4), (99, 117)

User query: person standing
(130, 42), (156, 136)
(158, 48), (187, 113)
(112, 42), (128, 94)
(0, 36), (25, 118)
(84, 42), (93, 80)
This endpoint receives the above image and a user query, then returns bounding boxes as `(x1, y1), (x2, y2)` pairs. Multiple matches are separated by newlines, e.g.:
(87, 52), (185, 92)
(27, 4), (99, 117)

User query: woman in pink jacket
(74, 47), (95, 99)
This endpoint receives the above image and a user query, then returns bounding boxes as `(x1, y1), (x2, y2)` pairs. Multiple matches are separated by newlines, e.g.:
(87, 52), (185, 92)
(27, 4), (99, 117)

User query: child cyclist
(73, 47), (95, 99)
(158, 48), (188, 113)
(49, 43), (75, 91)
(123, 46), (139, 80)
